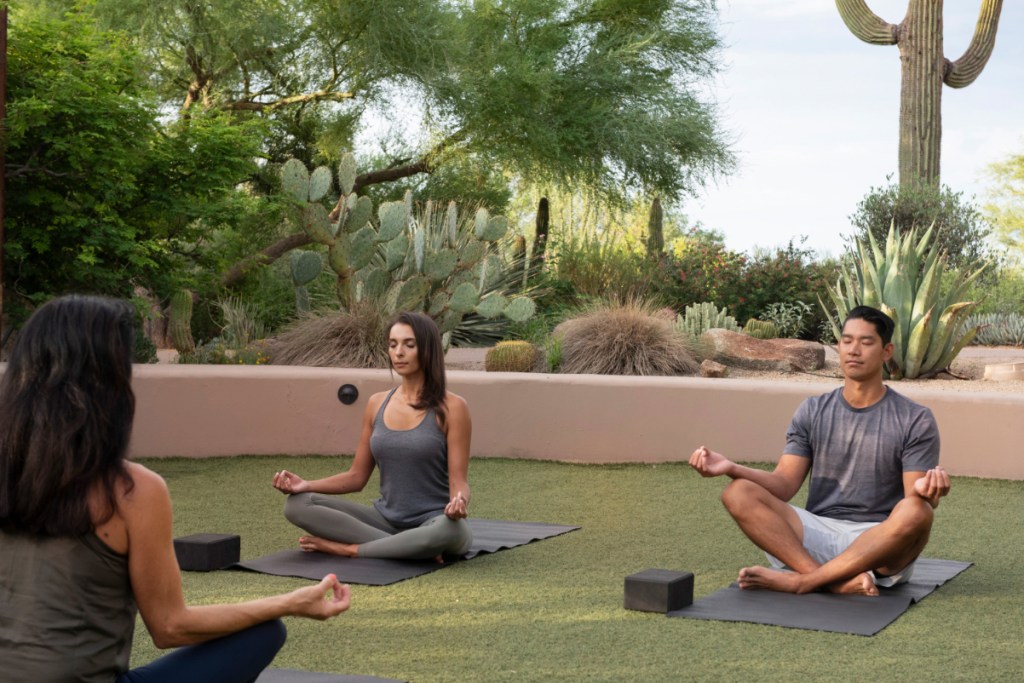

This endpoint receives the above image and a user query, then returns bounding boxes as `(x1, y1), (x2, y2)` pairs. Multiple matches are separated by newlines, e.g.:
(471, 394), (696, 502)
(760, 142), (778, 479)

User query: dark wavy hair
(844, 305), (896, 345)
(0, 295), (136, 536)
(387, 312), (447, 418)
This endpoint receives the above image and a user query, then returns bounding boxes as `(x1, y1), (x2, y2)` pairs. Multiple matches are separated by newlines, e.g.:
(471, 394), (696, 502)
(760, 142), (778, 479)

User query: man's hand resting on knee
(689, 446), (735, 478)
(912, 467), (951, 508)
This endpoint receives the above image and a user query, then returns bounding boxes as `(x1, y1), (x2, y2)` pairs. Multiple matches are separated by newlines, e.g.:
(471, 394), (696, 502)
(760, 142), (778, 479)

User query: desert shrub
(964, 313), (1024, 346)
(848, 178), (993, 269)
(267, 303), (390, 368)
(549, 230), (655, 303)
(555, 301), (698, 376)
(760, 300), (814, 339)
(656, 228), (745, 311)
(735, 239), (836, 328)
(962, 264), (1024, 315)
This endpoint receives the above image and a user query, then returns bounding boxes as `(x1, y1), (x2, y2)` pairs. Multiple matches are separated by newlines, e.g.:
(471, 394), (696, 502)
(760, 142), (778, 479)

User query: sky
(688, 0), (1024, 257)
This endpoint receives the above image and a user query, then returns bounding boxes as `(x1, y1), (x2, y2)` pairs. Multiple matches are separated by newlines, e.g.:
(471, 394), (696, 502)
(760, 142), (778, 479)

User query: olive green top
(0, 529), (137, 682)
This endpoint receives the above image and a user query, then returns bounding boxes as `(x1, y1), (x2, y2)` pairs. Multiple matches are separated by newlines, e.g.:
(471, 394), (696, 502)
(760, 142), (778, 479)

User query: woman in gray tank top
(0, 295), (351, 683)
(273, 312), (473, 561)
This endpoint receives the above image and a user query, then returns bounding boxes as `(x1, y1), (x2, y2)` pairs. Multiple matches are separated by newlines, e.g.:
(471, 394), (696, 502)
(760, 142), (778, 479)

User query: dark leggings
(117, 619), (286, 683)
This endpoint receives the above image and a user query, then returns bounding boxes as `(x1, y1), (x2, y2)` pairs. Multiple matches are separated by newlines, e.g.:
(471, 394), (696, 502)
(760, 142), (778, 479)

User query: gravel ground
(448, 345), (1024, 393)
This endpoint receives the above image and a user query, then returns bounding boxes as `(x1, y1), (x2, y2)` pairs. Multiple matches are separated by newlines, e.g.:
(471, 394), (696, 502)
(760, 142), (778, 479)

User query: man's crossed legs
(720, 479), (934, 596)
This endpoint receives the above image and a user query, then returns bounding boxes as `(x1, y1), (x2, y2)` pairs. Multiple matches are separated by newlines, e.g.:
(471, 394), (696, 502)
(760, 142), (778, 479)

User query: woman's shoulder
(443, 392), (469, 416)
(120, 462), (170, 507)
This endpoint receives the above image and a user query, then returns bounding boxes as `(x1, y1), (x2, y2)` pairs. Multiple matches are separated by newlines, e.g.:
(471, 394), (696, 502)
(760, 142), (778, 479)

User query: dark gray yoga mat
(257, 669), (404, 683)
(233, 518), (580, 585)
(666, 558), (972, 636)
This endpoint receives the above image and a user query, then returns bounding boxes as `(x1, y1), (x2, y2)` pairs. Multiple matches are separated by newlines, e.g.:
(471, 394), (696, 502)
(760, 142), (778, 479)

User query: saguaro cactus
(836, 0), (1003, 190)
(647, 197), (664, 258)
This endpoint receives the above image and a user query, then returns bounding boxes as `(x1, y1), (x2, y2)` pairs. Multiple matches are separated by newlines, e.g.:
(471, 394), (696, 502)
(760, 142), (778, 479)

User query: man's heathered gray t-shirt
(784, 387), (940, 523)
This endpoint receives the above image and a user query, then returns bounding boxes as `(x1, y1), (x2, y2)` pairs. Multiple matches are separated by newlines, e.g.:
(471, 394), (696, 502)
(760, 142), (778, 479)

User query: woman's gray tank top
(369, 388), (450, 527)
(0, 529), (136, 682)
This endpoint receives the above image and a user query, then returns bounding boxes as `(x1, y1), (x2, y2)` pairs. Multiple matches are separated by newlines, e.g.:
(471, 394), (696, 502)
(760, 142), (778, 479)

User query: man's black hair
(843, 305), (895, 345)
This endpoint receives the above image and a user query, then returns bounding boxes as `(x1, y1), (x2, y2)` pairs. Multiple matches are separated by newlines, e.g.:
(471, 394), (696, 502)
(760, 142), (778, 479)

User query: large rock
(701, 329), (825, 372)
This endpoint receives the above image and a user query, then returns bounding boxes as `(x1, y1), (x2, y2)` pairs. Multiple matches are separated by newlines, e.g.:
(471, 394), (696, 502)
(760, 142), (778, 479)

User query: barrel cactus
(744, 319), (779, 340)
(820, 222), (989, 379)
(485, 340), (539, 372)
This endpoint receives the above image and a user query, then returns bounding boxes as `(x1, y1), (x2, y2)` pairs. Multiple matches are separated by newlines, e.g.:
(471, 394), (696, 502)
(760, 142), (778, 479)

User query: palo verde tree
(836, 0), (1003, 190)
(42, 0), (733, 291)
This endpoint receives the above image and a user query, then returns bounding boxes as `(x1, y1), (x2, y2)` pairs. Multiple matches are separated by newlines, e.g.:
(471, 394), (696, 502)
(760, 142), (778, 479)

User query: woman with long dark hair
(273, 311), (473, 560)
(0, 295), (351, 682)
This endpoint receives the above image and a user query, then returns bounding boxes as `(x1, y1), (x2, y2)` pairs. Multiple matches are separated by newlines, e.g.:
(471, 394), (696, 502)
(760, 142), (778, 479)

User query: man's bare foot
(298, 535), (358, 557)
(827, 572), (878, 597)
(737, 566), (805, 593)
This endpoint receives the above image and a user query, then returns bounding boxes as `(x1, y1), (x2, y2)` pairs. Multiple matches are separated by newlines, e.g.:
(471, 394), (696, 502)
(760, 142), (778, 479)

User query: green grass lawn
(133, 456), (1024, 682)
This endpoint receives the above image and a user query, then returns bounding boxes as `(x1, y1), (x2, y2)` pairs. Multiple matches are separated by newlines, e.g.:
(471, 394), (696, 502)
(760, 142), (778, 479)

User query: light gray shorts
(765, 505), (915, 588)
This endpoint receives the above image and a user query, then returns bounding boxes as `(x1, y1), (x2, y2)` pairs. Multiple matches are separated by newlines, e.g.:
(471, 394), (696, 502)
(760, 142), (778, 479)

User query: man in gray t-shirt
(690, 306), (950, 596)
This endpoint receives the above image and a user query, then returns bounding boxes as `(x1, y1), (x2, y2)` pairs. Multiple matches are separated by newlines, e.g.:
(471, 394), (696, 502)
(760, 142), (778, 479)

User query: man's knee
(720, 478), (762, 513)
(887, 496), (934, 536)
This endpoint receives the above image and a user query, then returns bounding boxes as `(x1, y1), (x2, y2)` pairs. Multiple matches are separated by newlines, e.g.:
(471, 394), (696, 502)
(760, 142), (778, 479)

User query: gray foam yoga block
(624, 569), (694, 613)
(174, 533), (241, 571)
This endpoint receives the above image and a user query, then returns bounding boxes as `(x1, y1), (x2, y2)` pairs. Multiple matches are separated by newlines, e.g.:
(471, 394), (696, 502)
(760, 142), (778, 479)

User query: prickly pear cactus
(281, 156), (537, 340)
(290, 251), (322, 314)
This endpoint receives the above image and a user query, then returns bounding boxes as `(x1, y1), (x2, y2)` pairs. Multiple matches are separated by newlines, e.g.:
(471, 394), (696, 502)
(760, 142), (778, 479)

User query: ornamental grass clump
(555, 301), (699, 376)
(267, 302), (390, 368)
(821, 222), (988, 379)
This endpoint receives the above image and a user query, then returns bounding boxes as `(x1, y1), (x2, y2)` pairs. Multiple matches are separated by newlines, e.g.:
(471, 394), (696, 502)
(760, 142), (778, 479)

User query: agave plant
(820, 223), (989, 379)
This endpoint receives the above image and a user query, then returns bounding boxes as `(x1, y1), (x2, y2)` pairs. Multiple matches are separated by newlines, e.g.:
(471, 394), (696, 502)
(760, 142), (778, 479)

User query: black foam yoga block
(174, 533), (241, 571)
(624, 569), (694, 613)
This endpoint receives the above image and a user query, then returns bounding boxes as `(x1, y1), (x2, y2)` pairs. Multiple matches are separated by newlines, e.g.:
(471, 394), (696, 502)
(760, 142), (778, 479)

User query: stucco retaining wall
(126, 365), (1024, 480)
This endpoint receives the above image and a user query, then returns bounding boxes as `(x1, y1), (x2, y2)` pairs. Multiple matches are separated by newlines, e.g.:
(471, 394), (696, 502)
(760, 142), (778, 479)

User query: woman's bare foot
(827, 572), (878, 596)
(298, 535), (358, 557)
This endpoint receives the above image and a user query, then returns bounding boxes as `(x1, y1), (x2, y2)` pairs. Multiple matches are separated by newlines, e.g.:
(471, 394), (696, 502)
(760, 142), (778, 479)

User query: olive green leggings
(283, 493), (472, 560)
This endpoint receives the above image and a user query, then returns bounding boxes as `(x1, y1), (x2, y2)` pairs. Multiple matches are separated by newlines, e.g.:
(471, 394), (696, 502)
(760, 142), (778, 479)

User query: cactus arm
(835, 0), (898, 45)
(944, 0), (1003, 88)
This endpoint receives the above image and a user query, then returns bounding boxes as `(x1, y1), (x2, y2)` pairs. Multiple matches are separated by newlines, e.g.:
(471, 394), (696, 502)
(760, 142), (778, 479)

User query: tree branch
(835, 0), (898, 45)
(220, 231), (312, 289)
(222, 90), (355, 112)
(944, 0), (1003, 88)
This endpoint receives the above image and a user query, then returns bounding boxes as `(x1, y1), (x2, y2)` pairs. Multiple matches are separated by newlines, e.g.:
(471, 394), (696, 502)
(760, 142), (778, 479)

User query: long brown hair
(0, 295), (136, 536)
(387, 312), (447, 418)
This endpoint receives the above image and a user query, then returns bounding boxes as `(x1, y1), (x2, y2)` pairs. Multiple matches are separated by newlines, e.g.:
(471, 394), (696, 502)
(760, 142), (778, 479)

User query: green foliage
(964, 314), (1024, 347)
(761, 300), (814, 339)
(848, 178), (994, 268)
(735, 239), (837, 331)
(656, 228), (746, 312)
(485, 341), (539, 372)
(822, 224), (989, 379)
(743, 319), (779, 340)
(676, 302), (740, 339)
(550, 231), (656, 304)
(963, 265), (1024, 316)
(984, 146), (1024, 264)
(133, 328), (159, 364)
(3, 8), (269, 326)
